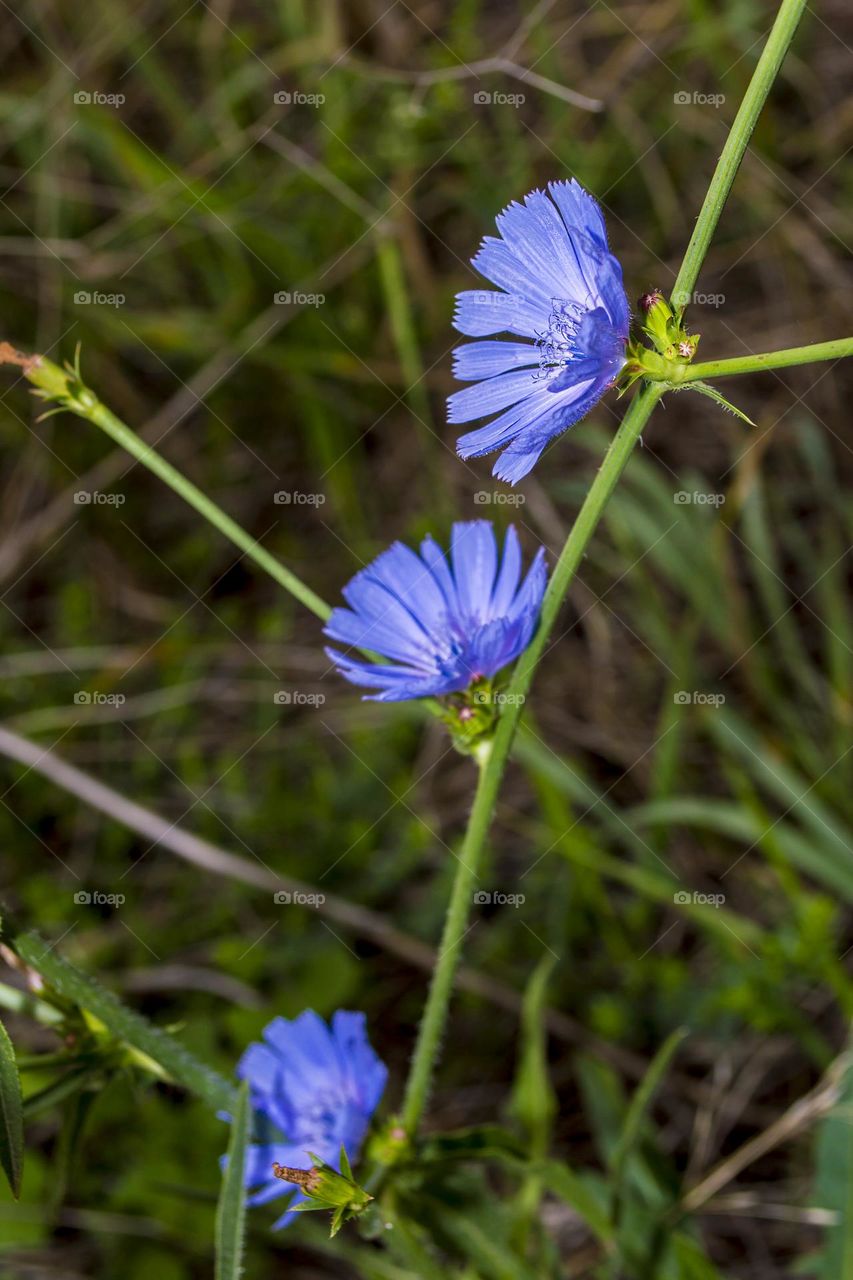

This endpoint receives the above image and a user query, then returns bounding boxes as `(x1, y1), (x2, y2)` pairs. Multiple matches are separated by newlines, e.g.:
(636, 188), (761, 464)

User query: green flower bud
(638, 289), (678, 355)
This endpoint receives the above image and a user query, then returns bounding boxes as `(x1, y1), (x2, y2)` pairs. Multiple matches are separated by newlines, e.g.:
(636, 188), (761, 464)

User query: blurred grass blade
(538, 1160), (613, 1244)
(510, 954), (557, 1153)
(610, 1028), (687, 1194)
(0, 1017), (23, 1198)
(438, 1207), (539, 1280)
(13, 931), (235, 1112)
(215, 1080), (251, 1280)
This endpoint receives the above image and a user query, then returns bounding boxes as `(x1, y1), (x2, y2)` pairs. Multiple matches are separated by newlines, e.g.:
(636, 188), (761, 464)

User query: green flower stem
(670, 0), (807, 309)
(400, 737), (495, 1135)
(682, 338), (853, 382)
(24, 355), (331, 622)
(402, 0), (812, 1139)
(400, 383), (663, 1139)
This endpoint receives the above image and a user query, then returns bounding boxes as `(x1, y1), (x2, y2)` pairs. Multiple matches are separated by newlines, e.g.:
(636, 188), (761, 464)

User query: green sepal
(276, 1151), (373, 1236)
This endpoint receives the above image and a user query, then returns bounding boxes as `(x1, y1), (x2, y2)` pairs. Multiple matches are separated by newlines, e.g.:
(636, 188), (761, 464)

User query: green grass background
(0, 0), (851, 1275)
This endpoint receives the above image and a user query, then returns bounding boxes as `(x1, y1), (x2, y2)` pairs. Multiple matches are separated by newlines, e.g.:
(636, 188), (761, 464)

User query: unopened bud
(638, 289), (664, 314)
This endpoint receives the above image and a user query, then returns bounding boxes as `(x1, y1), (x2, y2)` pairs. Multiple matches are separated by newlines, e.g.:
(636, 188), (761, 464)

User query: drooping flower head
(234, 1010), (387, 1229)
(450, 179), (630, 484)
(324, 520), (547, 702)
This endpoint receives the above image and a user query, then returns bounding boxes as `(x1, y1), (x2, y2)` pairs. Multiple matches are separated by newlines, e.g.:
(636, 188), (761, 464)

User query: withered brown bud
(272, 1162), (322, 1193)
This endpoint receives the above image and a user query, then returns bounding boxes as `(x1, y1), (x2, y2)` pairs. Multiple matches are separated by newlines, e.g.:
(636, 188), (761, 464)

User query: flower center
(534, 298), (586, 380)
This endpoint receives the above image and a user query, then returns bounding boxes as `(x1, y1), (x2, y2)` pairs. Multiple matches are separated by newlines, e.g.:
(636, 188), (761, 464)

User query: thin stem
(88, 398), (331, 621)
(400, 384), (663, 1139)
(400, 740), (495, 1135)
(16, 353), (331, 622)
(682, 338), (853, 382)
(670, 0), (807, 309)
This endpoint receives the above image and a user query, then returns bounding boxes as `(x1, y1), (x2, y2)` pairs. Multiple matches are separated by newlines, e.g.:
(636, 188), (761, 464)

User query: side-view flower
(449, 179), (630, 483)
(231, 1010), (387, 1229)
(324, 519), (547, 704)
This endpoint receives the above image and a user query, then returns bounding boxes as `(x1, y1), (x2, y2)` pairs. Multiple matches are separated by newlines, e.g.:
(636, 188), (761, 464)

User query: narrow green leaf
(215, 1080), (251, 1280)
(676, 380), (755, 425)
(0, 1017), (23, 1198)
(13, 931), (235, 1113)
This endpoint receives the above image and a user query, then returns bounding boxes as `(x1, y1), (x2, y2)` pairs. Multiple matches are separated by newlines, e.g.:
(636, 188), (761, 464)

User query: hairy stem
(400, 383), (663, 1138)
(683, 337), (853, 382)
(21, 355), (331, 622)
(401, 739), (495, 1134)
(670, 0), (807, 309)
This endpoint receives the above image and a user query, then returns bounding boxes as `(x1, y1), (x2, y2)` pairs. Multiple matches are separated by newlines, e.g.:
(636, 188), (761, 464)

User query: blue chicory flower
(450, 179), (630, 483)
(325, 520), (547, 702)
(235, 1010), (387, 1228)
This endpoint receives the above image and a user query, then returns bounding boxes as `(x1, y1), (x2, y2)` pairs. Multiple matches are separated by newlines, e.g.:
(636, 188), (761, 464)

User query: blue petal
(548, 178), (609, 249)
(510, 547), (548, 619)
(264, 1011), (338, 1081)
(494, 189), (596, 305)
(452, 340), (538, 382)
(237, 1042), (281, 1096)
(453, 290), (547, 338)
(450, 522), (498, 622)
(490, 525), (522, 617)
(325, 604), (433, 670)
(599, 263), (631, 337)
(489, 379), (607, 484)
(493, 445), (549, 485)
(467, 618), (514, 674)
(339, 577), (436, 658)
(325, 649), (461, 701)
(361, 541), (450, 637)
(472, 238), (555, 310)
(448, 368), (539, 425)
(331, 1011), (389, 1114)
(419, 534), (460, 620)
(457, 379), (596, 462)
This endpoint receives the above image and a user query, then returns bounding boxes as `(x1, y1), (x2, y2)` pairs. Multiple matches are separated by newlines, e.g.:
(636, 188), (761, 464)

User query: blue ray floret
(324, 520), (547, 702)
(233, 1010), (387, 1229)
(450, 179), (630, 483)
